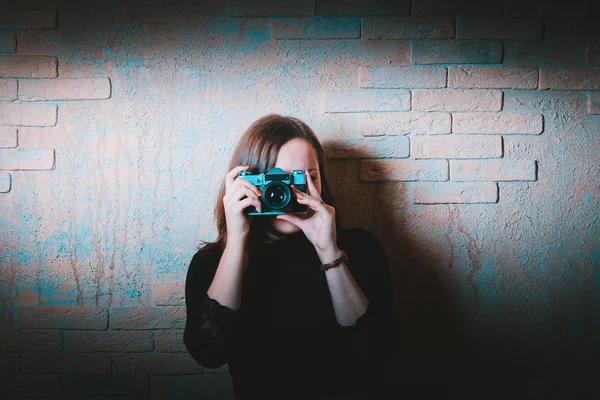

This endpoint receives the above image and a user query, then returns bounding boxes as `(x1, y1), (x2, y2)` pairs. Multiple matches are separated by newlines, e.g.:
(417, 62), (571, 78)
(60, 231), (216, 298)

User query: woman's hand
(275, 170), (341, 262)
(223, 165), (263, 241)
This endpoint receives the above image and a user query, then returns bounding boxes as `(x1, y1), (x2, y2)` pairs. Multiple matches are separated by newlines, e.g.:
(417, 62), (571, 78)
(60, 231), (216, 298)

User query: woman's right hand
(223, 165), (263, 240)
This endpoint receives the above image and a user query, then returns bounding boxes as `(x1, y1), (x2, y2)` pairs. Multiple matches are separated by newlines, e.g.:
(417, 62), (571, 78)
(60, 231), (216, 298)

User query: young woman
(183, 114), (396, 400)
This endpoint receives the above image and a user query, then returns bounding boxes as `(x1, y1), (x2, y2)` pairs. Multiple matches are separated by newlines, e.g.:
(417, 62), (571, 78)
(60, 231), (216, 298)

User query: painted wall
(0, 0), (599, 397)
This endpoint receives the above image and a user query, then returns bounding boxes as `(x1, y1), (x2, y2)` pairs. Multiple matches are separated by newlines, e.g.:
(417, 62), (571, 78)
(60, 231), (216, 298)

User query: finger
(226, 165), (249, 192)
(295, 193), (329, 214)
(230, 185), (260, 203)
(238, 197), (262, 213)
(291, 184), (317, 204)
(232, 176), (262, 197)
(304, 170), (322, 200)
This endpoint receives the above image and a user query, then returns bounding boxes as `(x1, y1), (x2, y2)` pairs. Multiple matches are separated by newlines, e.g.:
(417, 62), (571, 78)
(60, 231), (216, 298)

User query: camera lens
(264, 182), (290, 210)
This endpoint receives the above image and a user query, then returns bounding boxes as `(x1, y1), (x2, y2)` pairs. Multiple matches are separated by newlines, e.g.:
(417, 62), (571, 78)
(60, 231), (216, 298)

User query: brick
(363, 16), (454, 39)
(0, 102), (57, 126)
(589, 92), (600, 114)
(228, 0), (315, 17)
(0, 375), (61, 397)
(361, 159), (448, 181)
(271, 17), (359, 39)
(359, 112), (451, 136)
(412, 182), (498, 203)
(452, 113), (543, 134)
(21, 353), (112, 374)
(0, 352), (19, 373)
(411, 40), (503, 64)
(0, 126), (17, 147)
(18, 77), (111, 101)
(412, 89), (503, 112)
(411, 135), (503, 159)
(324, 136), (409, 159)
(322, 89), (410, 112)
(588, 45), (600, 66)
(412, 0), (503, 15)
(155, 329), (186, 352)
(18, 306), (108, 329)
(151, 375), (235, 400)
(359, 65), (447, 88)
(64, 330), (154, 352)
(449, 66), (538, 89)
(0, 55), (58, 78)
(316, 0), (410, 16)
(0, 9), (57, 29)
(358, 39), (411, 65)
(0, 148), (54, 170)
(62, 374), (149, 397)
(450, 160), (537, 181)
(113, 353), (204, 375)
(544, 18), (600, 44)
(503, 41), (586, 68)
(110, 306), (186, 329)
(0, 79), (17, 100)
(0, 32), (16, 54)
(539, 68), (600, 90)
(505, 0), (592, 17)
(152, 282), (185, 306)
(16, 291), (40, 305)
(456, 17), (542, 40)
(0, 171), (9, 192)
(0, 329), (62, 352)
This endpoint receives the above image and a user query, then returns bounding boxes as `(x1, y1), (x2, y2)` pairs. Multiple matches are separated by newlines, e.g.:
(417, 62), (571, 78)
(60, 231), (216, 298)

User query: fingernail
(243, 165), (249, 168)
(257, 190), (262, 195)
(297, 197), (304, 200)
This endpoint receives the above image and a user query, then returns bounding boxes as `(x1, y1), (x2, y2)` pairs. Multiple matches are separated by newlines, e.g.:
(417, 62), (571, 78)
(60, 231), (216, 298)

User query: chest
(241, 253), (337, 329)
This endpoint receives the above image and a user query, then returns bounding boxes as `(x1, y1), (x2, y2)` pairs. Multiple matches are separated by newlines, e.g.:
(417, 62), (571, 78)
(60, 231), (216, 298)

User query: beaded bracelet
(319, 250), (348, 272)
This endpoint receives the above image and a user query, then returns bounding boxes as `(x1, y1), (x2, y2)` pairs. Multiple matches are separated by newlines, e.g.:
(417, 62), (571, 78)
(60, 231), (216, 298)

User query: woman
(183, 114), (396, 400)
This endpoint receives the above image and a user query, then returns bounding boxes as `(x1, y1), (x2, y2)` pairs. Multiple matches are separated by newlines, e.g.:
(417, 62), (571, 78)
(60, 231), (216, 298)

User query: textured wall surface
(0, 0), (599, 398)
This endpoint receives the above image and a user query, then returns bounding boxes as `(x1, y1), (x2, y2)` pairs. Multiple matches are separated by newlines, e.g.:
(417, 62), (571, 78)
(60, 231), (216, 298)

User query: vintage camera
(238, 167), (308, 215)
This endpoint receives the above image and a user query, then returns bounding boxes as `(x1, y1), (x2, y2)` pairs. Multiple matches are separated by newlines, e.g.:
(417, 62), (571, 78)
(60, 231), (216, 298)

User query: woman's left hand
(275, 171), (340, 260)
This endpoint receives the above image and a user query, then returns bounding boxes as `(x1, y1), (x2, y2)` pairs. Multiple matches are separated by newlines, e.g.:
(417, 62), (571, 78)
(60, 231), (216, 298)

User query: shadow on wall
(322, 141), (524, 397)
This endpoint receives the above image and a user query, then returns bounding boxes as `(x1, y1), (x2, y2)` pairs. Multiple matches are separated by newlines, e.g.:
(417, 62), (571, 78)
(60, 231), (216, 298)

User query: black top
(183, 227), (396, 400)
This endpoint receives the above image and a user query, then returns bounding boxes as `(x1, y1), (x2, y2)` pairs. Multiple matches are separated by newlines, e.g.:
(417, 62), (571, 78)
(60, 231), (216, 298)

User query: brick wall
(0, 0), (599, 398)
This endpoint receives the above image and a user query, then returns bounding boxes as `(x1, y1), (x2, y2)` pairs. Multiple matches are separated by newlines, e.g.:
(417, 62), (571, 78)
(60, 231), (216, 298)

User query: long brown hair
(197, 114), (341, 257)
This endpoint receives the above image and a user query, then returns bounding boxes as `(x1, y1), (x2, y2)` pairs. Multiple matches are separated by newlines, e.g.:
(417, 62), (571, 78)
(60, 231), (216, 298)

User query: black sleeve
(330, 228), (396, 370)
(183, 248), (238, 369)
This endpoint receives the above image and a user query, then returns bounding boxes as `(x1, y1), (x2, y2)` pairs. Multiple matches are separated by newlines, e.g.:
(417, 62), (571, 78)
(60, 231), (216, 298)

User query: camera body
(238, 167), (308, 215)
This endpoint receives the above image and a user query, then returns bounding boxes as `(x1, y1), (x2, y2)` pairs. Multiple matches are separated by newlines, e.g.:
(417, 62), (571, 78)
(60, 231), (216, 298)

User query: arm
(206, 235), (247, 311)
(318, 247), (370, 328)
(183, 236), (247, 369)
(323, 229), (396, 366)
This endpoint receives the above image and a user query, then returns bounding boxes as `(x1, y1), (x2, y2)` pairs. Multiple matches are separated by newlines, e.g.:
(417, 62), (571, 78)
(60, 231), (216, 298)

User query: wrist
(317, 247), (343, 265)
(226, 232), (248, 248)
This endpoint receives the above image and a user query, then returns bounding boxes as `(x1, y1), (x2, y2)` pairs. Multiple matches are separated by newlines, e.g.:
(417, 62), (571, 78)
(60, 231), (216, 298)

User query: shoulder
(337, 227), (382, 248)
(337, 227), (391, 290)
(337, 227), (388, 266)
(186, 244), (223, 279)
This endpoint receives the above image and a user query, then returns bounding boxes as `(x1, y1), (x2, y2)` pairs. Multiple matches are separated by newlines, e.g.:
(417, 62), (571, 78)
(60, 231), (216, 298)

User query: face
(270, 138), (321, 235)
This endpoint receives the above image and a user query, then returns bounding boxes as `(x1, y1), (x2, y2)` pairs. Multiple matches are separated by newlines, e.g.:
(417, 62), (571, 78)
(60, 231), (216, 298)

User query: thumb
(276, 214), (304, 229)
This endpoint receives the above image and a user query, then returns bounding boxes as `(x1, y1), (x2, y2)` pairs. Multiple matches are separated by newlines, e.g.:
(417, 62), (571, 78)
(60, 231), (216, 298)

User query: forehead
(275, 138), (319, 170)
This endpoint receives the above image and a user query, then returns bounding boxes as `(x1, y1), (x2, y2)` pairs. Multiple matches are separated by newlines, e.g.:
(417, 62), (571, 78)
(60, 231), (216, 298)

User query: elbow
(183, 323), (228, 369)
